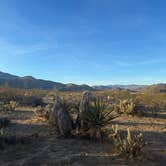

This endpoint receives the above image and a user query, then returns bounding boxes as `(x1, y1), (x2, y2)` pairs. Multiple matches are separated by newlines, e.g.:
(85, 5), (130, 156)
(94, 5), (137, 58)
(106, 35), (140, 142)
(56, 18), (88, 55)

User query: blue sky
(0, 0), (166, 85)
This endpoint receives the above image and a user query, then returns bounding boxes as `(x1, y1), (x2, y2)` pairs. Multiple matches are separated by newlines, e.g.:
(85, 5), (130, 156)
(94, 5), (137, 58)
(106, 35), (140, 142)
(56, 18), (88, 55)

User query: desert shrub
(0, 88), (22, 103)
(35, 105), (51, 120)
(20, 96), (44, 107)
(35, 106), (45, 116)
(110, 126), (145, 158)
(82, 97), (121, 140)
(134, 104), (159, 116)
(0, 101), (18, 112)
(0, 118), (10, 129)
(0, 87), (47, 107)
(135, 92), (166, 111)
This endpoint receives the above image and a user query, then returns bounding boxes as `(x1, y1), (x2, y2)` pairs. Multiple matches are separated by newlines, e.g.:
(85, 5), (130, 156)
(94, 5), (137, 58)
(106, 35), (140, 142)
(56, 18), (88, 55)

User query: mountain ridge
(0, 71), (93, 91)
(0, 71), (165, 92)
(93, 84), (148, 90)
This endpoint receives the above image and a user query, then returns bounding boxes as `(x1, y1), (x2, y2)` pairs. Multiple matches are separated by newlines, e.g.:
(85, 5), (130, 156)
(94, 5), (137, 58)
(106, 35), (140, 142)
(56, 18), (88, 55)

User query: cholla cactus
(119, 99), (135, 115)
(127, 128), (131, 145)
(112, 127), (145, 158)
(110, 124), (119, 138)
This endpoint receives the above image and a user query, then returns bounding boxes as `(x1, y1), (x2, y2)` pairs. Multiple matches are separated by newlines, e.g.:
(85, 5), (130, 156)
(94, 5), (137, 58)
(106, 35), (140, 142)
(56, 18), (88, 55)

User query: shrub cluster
(0, 101), (18, 112)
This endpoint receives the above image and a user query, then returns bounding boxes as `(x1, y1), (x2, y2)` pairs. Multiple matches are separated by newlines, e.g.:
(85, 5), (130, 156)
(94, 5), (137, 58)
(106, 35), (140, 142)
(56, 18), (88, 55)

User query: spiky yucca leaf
(83, 97), (121, 129)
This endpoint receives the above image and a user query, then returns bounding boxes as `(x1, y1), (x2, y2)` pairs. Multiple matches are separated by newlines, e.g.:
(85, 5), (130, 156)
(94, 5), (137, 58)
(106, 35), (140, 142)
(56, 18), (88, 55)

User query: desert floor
(0, 108), (166, 166)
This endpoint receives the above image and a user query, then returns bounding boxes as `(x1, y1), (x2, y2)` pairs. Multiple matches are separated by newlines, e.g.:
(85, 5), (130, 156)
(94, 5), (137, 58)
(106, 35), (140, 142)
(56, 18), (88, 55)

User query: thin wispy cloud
(139, 58), (166, 65)
(113, 60), (132, 67)
(0, 39), (58, 57)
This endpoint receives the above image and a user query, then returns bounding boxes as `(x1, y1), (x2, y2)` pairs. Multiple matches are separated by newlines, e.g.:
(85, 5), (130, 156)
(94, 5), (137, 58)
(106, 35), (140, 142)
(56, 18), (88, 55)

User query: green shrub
(20, 96), (44, 107)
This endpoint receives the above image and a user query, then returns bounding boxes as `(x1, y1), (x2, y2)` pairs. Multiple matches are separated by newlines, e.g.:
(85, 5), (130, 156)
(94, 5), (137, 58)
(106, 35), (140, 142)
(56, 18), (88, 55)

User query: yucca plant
(83, 97), (121, 140)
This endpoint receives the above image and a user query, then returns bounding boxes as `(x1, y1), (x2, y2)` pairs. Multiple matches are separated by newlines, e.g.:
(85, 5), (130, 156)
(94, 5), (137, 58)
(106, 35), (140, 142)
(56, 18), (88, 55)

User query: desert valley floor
(0, 107), (165, 166)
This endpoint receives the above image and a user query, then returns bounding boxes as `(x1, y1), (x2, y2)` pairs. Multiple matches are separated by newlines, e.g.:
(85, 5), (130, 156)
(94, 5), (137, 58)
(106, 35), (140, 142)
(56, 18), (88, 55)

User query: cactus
(119, 99), (135, 115)
(111, 127), (145, 158)
(76, 91), (91, 130)
(52, 96), (73, 137)
(127, 128), (131, 145)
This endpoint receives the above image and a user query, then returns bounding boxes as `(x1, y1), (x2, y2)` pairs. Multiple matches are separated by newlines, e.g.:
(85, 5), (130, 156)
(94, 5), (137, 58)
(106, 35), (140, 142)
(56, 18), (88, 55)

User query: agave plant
(83, 97), (121, 139)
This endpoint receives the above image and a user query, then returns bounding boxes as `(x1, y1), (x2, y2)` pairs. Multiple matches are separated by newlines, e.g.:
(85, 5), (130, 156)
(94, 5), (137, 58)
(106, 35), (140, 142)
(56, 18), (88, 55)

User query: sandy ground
(0, 108), (166, 166)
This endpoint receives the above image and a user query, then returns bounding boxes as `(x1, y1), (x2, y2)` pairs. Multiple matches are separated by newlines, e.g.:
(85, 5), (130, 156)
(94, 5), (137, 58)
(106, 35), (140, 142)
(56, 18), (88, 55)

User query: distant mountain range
(93, 84), (147, 90)
(142, 83), (166, 93)
(0, 71), (93, 91)
(0, 71), (165, 92)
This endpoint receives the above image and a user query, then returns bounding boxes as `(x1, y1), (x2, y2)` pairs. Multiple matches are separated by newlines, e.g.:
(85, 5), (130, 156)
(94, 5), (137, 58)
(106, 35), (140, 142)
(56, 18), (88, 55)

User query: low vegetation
(0, 87), (165, 165)
(81, 97), (121, 140)
(110, 125), (145, 158)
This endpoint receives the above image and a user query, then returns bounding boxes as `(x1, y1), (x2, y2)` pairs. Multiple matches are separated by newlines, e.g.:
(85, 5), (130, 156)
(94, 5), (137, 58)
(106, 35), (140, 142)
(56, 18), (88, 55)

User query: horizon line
(0, 70), (165, 86)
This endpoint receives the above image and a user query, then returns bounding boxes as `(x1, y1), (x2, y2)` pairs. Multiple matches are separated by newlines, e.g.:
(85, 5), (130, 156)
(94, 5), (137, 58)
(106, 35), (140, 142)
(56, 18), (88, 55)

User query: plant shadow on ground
(0, 121), (165, 166)
(139, 112), (166, 119)
(0, 109), (35, 121)
(0, 107), (165, 166)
